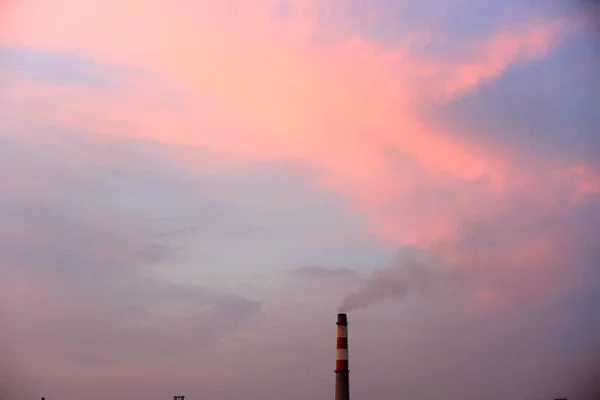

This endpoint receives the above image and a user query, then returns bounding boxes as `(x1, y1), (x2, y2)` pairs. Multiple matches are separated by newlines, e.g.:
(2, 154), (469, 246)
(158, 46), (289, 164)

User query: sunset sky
(0, 1), (599, 399)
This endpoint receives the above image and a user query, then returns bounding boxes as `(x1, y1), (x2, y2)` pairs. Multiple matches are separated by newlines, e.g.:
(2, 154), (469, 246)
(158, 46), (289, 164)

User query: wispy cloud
(288, 265), (360, 279)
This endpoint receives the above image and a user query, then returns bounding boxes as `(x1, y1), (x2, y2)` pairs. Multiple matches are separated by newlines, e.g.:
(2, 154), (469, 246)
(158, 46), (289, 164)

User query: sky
(0, 0), (599, 399)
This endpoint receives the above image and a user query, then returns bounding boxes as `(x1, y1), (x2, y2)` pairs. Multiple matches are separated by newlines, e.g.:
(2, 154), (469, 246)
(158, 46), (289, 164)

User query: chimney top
(337, 313), (347, 325)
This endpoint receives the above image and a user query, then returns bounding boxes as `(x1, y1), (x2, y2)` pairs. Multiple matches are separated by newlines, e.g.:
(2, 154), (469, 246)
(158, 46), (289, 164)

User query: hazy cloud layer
(0, 134), (266, 372)
(288, 265), (360, 279)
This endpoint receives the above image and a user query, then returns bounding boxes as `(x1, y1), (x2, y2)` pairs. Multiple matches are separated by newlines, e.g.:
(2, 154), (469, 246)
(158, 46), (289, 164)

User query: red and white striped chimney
(335, 313), (350, 400)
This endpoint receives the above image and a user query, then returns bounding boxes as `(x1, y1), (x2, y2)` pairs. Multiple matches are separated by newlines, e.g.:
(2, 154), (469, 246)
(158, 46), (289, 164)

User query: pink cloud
(434, 19), (567, 99)
(1, 0), (597, 311)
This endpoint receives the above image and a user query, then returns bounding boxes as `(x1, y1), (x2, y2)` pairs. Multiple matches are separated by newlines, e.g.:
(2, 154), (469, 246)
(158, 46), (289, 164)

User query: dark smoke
(338, 250), (447, 312)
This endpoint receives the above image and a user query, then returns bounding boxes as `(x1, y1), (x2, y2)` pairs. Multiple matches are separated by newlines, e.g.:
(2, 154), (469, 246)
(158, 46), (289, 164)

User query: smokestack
(335, 313), (350, 400)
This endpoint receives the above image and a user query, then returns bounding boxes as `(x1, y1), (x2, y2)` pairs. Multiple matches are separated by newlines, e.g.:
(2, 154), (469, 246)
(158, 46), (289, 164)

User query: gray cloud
(33, 283), (260, 365)
(0, 45), (185, 107)
(0, 46), (132, 88)
(0, 130), (266, 372)
(0, 197), (262, 366)
(288, 265), (360, 279)
(421, 32), (600, 165)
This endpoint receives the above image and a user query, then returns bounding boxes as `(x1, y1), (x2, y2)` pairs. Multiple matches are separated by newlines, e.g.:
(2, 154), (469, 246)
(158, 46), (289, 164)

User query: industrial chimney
(335, 313), (350, 400)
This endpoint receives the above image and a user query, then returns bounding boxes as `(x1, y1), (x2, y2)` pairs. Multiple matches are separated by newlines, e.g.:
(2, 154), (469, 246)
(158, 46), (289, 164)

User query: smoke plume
(338, 251), (443, 312)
